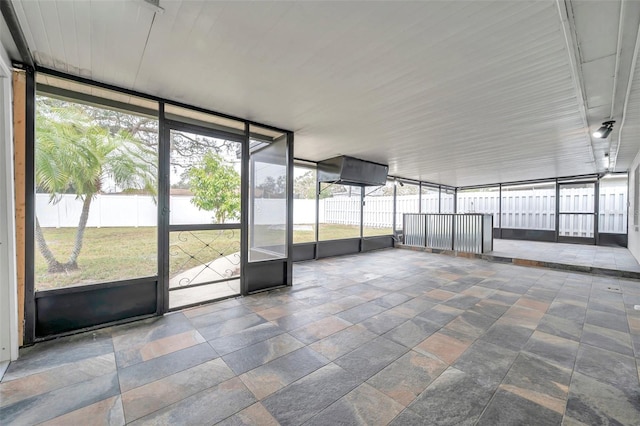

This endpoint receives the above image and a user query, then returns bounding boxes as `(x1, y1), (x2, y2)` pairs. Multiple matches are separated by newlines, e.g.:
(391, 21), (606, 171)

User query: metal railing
(403, 213), (493, 254)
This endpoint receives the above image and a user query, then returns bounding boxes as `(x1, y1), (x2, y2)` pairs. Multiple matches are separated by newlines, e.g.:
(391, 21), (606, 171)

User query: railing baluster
(402, 213), (492, 254)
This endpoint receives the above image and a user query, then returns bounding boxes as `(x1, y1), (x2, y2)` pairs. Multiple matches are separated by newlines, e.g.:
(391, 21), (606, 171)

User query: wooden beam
(13, 70), (26, 346)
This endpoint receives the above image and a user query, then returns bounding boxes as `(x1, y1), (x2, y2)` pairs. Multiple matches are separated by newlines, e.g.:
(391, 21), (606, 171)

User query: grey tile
(415, 305), (462, 326)
(239, 347), (330, 399)
(0, 353), (116, 408)
(574, 344), (638, 390)
(442, 294), (482, 310)
(394, 297), (437, 317)
(383, 317), (441, 349)
(118, 342), (218, 392)
(3, 330), (114, 381)
(121, 357), (235, 423)
(305, 383), (404, 426)
(360, 310), (411, 335)
(585, 310), (629, 333)
(222, 333), (305, 375)
(195, 313), (267, 341)
(469, 299), (510, 319)
(274, 309), (331, 331)
(209, 322), (285, 356)
(129, 377), (255, 425)
(580, 323), (634, 357)
(111, 313), (193, 352)
(188, 305), (254, 329)
(480, 323), (534, 351)
(215, 402), (278, 426)
(408, 367), (495, 426)
(536, 314), (583, 342)
(476, 388), (563, 426)
(367, 350), (448, 406)
(335, 336), (408, 381)
(373, 292), (412, 308)
(523, 331), (579, 369)
(502, 353), (571, 401)
(310, 324), (378, 361)
(453, 340), (518, 387)
(262, 363), (361, 426)
(38, 395), (125, 426)
(565, 371), (640, 426)
(389, 409), (427, 426)
(336, 301), (387, 324)
(547, 302), (586, 323)
(0, 372), (119, 425)
(588, 299), (626, 315)
(488, 290), (521, 305)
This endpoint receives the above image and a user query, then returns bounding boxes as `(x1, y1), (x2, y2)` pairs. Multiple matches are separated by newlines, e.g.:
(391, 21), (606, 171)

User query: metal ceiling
(6, 0), (640, 187)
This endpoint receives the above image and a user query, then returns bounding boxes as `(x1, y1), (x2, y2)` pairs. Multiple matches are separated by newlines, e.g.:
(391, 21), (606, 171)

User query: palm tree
(35, 99), (156, 273)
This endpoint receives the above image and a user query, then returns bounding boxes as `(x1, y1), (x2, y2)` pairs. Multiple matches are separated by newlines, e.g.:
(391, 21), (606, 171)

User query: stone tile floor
(1, 248), (640, 425)
(492, 239), (640, 273)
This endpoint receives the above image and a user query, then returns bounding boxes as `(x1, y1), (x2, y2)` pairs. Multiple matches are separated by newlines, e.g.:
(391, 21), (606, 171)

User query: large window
(249, 126), (288, 262)
(319, 183), (361, 240)
(293, 164), (317, 243)
(501, 182), (555, 230)
(363, 181), (394, 236)
(599, 174), (628, 234)
(457, 187), (500, 227)
(421, 185), (440, 213)
(441, 187), (455, 213)
(35, 93), (158, 290)
(395, 181), (420, 230)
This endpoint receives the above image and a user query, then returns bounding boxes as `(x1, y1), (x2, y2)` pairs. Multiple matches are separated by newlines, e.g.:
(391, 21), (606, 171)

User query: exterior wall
(628, 150), (640, 262)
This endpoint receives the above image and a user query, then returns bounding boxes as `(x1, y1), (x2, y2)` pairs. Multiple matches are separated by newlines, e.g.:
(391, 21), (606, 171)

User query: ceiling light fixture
(136, 0), (164, 14)
(593, 120), (615, 139)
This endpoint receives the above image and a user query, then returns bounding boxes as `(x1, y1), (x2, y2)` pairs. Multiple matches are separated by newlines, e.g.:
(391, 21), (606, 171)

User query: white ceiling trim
(556, 0), (596, 172)
(615, 14), (640, 171)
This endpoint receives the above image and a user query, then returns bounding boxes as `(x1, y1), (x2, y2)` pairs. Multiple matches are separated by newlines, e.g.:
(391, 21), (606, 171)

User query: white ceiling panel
(10, 0), (640, 187)
(616, 48), (640, 172)
(570, 0), (620, 63)
(0, 10), (19, 61)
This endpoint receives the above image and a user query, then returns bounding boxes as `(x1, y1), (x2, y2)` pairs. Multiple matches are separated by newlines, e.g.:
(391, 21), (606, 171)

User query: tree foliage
(35, 97), (157, 272)
(188, 152), (241, 223)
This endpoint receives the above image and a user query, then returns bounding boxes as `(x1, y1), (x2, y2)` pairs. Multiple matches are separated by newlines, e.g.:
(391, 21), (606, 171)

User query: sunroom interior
(1, 1), (640, 425)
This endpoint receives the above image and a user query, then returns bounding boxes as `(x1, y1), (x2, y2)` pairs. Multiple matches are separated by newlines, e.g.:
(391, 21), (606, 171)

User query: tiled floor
(2, 248), (640, 425)
(492, 239), (640, 273)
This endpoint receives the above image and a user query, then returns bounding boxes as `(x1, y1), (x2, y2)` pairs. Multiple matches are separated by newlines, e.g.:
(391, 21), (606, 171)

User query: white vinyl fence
(36, 185), (628, 235)
(321, 186), (628, 234)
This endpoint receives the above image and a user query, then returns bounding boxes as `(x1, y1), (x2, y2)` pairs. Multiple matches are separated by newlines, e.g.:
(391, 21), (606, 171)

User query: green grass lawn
(36, 224), (393, 290)
(294, 224), (393, 243)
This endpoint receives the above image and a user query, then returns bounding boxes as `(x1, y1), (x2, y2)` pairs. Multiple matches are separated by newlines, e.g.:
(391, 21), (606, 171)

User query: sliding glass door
(558, 181), (596, 244)
(164, 123), (244, 309)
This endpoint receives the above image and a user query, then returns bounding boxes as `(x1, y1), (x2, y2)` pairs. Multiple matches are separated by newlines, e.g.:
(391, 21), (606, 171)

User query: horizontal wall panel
(362, 236), (394, 252)
(35, 279), (157, 337)
(500, 229), (556, 242)
(317, 239), (360, 259)
(598, 233), (627, 247)
(245, 260), (287, 293)
(292, 243), (316, 262)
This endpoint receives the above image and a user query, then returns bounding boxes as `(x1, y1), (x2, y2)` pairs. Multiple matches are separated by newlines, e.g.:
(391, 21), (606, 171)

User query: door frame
(160, 118), (247, 312)
(556, 180), (598, 245)
(0, 52), (19, 362)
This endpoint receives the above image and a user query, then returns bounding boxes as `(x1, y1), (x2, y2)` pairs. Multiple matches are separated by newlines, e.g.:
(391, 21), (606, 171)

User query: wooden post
(12, 70), (26, 346)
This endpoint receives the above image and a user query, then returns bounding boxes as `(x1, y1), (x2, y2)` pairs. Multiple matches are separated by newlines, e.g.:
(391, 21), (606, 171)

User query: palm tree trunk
(65, 195), (92, 269)
(35, 217), (65, 273)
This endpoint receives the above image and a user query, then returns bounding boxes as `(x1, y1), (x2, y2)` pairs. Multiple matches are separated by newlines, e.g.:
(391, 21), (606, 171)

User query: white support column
(0, 49), (19, 366)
